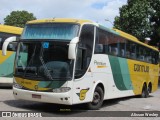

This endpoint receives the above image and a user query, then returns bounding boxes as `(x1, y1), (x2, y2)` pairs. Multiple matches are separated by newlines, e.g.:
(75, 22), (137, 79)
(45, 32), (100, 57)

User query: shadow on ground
(2, 85), (159, 117)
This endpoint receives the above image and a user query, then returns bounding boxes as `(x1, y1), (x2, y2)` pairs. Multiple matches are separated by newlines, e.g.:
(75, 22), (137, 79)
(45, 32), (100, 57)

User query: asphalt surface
(0, 85), (160, 120)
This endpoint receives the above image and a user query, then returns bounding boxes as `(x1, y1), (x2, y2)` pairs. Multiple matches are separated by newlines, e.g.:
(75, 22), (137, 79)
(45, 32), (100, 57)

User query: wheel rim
(142, 88), (146, 97)
(142, 85), (148, 98)
(92, 91), (101, 105)
(148, 86), (151, 93)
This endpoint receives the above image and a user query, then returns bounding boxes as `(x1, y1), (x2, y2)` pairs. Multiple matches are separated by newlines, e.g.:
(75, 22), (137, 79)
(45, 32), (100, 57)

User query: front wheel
(87, 86), (104, 110)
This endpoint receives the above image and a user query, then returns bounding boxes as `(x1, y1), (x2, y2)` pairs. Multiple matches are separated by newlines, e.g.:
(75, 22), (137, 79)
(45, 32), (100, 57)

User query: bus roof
(27, 18), (94, 25)
(113, 29), (158, 51)
(26, 18), (158, 51)
(0, 25), (23, 35)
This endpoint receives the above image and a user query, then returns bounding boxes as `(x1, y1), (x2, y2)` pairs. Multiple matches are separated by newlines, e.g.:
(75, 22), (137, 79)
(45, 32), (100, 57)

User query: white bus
(2, 18), (159, 109)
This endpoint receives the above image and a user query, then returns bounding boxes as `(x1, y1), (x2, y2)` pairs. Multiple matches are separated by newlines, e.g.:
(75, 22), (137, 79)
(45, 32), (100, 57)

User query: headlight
(13, 83), (23, 89)
(52, 87), (71, 93)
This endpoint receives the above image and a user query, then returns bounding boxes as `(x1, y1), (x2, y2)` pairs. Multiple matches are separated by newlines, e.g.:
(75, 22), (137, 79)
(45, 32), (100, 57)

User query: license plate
(32, 94), (41, 99)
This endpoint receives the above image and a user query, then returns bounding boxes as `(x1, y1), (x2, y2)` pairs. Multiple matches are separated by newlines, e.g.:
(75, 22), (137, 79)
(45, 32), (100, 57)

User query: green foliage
(114, 0), (160, 46)
(149, 0), (160, 46)
(4, 10), (36, 28)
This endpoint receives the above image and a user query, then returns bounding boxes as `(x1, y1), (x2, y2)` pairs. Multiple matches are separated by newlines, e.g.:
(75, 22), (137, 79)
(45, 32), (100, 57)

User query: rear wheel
(141, 84), (149, 98)
(87, 86), (104, 110)
(148, 84), (152, 93)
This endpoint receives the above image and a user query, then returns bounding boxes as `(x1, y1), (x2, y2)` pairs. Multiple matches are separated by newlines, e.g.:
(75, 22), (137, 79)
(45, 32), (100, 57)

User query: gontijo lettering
(134, 64), (149, 72)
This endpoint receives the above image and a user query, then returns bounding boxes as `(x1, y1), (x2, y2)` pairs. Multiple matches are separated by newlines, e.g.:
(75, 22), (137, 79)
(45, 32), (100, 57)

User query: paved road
(0, 86), (160, 119)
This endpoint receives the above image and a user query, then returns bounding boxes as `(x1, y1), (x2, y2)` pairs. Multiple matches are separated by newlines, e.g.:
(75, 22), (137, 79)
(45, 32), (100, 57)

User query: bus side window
(151, 51), (158, 64)
(126, 41), (131, 58)
(94, 28), (108, 54)
(108, 45), (111, 53)
(75, 47), (83, 70)
(130, 43), (136, 59)
(95, 44), (103, 53)
(7, 42), (17, 51)
(0, 38), (5, 50)
(108, 35), (118, 56)
(126, 51), (130, 58)
(0, 38), (2, 49)
(119, 38), (126, 57)
(146, 49), (152, 63)
(111, 47), (118, 56)
(137, 45), (143, 61)
(75, 25), (94, 78)
(121, 49), (125, 57)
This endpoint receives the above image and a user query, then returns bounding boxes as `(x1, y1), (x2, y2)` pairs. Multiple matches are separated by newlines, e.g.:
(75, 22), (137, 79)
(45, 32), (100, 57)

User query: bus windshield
(15, 41), (73, 80)
(21, 23), (79, 40)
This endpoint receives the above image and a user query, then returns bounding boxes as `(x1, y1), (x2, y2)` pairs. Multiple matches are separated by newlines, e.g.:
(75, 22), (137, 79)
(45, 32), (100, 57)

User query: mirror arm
(2, 36), (16, 56)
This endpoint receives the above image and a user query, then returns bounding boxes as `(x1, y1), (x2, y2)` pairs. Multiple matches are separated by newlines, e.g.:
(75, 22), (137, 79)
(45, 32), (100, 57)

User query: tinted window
(22, 23), (79, 40)
(95, 28), (119, 56)
(119, 38), (126, 57)
(75, 25), (94, 78)
(95, 28), (109, 53)
(94, 28), (158, 65)
(0, 32), (20, 51)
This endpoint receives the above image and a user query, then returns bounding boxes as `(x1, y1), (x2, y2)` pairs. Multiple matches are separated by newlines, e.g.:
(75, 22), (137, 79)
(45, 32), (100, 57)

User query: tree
(149, 0), (160, 46)
(114, 0), (160, 46)
(4, 10), (36, 28)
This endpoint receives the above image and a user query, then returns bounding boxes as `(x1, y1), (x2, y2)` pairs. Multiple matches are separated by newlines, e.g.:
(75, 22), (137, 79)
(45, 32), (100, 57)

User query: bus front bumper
(13, 87), (73, 105)
(0, 77), (13, 86)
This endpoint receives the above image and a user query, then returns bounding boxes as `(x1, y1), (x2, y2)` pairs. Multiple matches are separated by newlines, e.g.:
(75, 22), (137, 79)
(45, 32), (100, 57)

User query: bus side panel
(108, 56), (133, 90)
(0, 51), (15, 81)
(72, 54), (135, 104)
(127, 59), (159, 95)
(92, 55), (135, 99)
(72, 54), (159, 104)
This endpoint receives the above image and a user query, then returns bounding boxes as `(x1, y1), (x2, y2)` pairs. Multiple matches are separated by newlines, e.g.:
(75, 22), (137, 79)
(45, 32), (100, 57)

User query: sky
(0, 0), (127, 28)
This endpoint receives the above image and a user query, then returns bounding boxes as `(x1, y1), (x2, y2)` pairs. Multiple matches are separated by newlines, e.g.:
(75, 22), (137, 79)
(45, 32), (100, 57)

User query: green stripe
(0, 53), (15, 78)
(109, 55), (133, 90)
(118, 57), (133, 90)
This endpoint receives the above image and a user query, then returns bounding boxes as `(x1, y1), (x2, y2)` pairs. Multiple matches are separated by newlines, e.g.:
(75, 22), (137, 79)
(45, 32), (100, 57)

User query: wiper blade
(24, 44), (37, 77)
(39, 43), (53, 80)
(39, 56), (53, 80)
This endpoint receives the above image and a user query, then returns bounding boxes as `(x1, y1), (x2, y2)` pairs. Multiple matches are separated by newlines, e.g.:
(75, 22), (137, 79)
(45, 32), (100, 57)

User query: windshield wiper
(23, 44), (37, 77)
(39, 43), (53, 80)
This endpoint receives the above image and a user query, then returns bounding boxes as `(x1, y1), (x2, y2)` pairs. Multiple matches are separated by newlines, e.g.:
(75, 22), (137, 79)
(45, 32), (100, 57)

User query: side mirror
(2, 36), (16, 56)
(68, 37), (79, 59)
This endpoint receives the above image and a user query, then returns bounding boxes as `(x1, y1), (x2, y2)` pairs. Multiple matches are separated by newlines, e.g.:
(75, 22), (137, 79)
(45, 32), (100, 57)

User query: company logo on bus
(134, 64), (149, 72)
(94, 60), (107, 68)
(34, 85), (38, 91)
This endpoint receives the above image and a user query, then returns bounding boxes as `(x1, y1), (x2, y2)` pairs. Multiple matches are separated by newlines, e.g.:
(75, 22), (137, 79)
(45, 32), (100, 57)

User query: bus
(2, 18), (159, 109)
(0, 25), (23, 86)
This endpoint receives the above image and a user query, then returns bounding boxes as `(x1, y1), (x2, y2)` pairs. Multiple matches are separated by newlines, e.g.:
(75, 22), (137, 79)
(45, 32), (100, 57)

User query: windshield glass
(15, 41), (73, 80)
(21, 23), (79, 40)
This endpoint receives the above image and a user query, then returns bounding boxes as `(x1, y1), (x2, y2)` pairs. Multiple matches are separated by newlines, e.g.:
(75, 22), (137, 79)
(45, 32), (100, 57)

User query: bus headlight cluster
(52, 87), (71, 93)
(13, 83), (23, 89)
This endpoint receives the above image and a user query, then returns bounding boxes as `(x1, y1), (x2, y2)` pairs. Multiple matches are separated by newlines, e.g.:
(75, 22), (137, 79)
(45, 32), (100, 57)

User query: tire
(87, 86), (104, 110)
(148, 84), (152, 93)
(141, 84), (149, 98)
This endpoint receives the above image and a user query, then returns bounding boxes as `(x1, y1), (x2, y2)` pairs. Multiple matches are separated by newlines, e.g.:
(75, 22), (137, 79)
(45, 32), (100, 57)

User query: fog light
(13, 83), (23, 89)
(52, 87), (71, 93)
